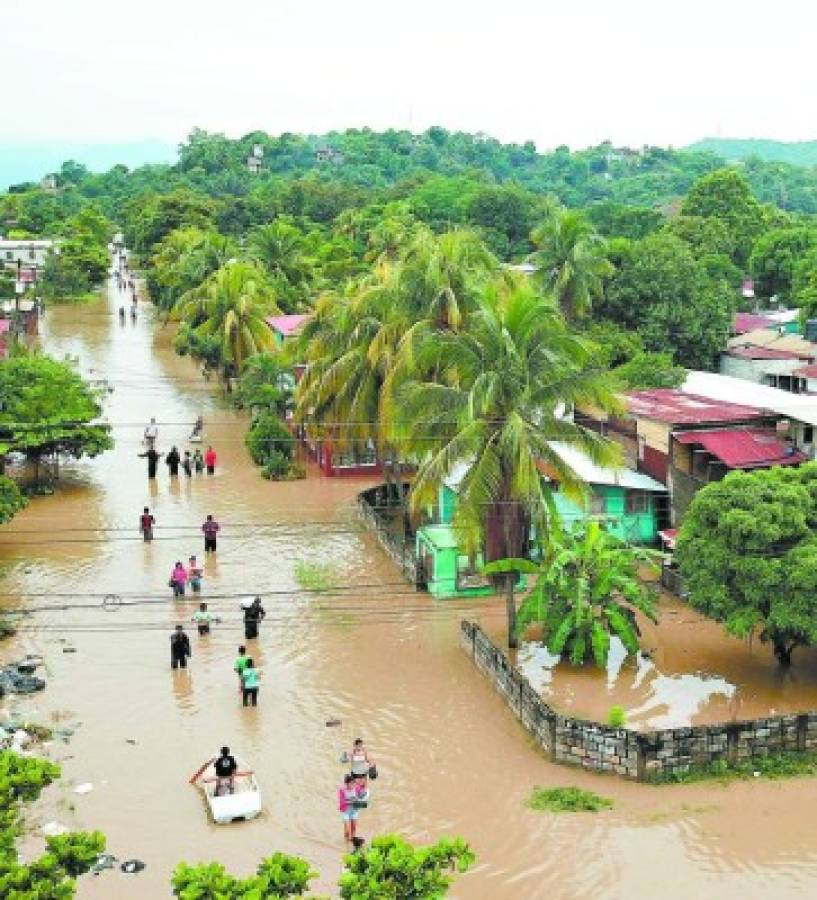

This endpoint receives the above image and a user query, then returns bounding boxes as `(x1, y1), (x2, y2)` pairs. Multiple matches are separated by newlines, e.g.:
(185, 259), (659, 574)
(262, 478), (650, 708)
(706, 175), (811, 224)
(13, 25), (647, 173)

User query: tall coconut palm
(248, 220), (313, 292)
(395, 280), (622, 647)
(173, 261), (280, 380)
(485, 522), (659, 665)
(529, 209), (613, 321)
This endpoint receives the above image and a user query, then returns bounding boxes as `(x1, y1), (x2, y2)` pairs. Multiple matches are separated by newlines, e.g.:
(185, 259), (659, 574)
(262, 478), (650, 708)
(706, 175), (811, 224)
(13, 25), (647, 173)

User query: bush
(526, 786), (613, 813)
(246, 413), (293, 474)
(0, 475), (26, 525)
(607, 705), (627, 728)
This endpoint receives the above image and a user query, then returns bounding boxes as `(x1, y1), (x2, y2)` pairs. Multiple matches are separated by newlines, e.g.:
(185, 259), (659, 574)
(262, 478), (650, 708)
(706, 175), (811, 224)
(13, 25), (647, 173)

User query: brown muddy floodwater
(2, 273), (817, 899)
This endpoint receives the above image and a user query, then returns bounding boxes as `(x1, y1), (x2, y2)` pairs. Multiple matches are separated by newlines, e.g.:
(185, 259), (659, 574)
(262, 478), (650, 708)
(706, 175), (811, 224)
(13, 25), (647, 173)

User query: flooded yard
(2, 277), (817, 898)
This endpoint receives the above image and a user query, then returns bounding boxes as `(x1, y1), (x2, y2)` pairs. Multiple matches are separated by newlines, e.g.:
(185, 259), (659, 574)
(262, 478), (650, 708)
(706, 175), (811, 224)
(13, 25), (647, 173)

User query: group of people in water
(139, 417), (217, 481)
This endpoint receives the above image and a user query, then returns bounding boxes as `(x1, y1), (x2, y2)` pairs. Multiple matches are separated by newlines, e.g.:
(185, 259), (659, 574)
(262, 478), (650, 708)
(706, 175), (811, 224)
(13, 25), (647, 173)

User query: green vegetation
(0, 474), (27, 524)
(676, 463), (817, 666)
(244, 412), (298, 480)
(649, 750), (817, 784)
(172, 835), (473, 898)
(339, 834), (474, 899)
(607, 705), (627, 728)
(294, 560), (340, 592)
(487, 523), (659, 664)
(688, 138), (817, 167)
(0, 354), (112, 475)
(0, 750), (105, 897)
(526, 786), (613, 813)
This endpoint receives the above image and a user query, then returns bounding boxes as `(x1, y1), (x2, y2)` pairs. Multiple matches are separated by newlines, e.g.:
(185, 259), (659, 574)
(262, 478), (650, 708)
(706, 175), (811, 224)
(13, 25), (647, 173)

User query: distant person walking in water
(166, 446), (181, 477)
(170, 625), (191, 669)
(139, 506), (155, 542)
(193, 448), (204, 474)
(182, 450), (193, 477)
(202, 515), (220, 553)
(187, 555), (202, 593)
(138, 446), (160, 479)
(192, 602), (216, 636)
(204, 446), (217, 475)
(170, 561), (188, 597)
(144, 417), (158, 449)
(243, 596), (266, 640)
(240, 659), (259, 707)
(234, 645), (249, 692)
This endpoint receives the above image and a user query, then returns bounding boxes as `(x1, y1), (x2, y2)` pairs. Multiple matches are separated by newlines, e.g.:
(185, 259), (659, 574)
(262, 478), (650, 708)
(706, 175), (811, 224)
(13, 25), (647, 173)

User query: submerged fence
(461, 620), (817, 781)
(357, 484), (418, 583)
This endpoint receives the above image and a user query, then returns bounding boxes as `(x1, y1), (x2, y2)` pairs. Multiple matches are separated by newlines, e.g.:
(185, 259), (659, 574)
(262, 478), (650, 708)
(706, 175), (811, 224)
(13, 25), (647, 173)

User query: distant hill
(688, 138), (817, 167)
(0, 141), (178, 189)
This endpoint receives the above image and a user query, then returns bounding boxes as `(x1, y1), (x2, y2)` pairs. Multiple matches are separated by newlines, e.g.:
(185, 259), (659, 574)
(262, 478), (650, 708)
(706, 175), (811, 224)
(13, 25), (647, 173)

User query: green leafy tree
(0, 355), (112, 472)
(39, 234), (108, 300)
(338, 835), (474, 899)
(485, 522), (659, 666)
(601, 232), (734, 369)
(0, 751), (105, 898)
(173, 261), (280, 378)
(233, 352), (293, 416)
(0, 475), (26, 524)
(676, 464), (817, 666)
(529, 207), (613, 320)
(750, 226), (817, 300)
(613, 351), (686, 389)
(171, 852), (316, 898)
(395, 279), (620, 647)
(245, 412), (294, 478)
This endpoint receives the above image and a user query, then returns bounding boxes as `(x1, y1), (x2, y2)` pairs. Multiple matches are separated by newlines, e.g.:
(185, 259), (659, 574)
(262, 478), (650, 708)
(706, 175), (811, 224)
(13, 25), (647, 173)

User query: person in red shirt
(202, 514), (220, 553)
(139, 507), (155, 542)
(204, 446), (217, 475)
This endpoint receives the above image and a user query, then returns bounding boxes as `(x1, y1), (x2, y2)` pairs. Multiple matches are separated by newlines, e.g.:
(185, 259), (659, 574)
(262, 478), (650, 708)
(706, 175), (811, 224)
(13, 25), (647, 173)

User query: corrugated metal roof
(727, 329), (817, 356)
(726, 346), (807, 360)
(626, 389), (763, 425)
(265, 314), (312, 337)
(733, 312), (775, 334)
(674, 428), (806, 468)
(545, 442), (667, 491)
(683, 371), (817, 428)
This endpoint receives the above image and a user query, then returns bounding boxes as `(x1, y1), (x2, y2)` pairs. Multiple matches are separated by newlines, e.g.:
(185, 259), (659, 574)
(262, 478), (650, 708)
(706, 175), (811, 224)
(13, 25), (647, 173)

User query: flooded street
(3, 275), (817, 898)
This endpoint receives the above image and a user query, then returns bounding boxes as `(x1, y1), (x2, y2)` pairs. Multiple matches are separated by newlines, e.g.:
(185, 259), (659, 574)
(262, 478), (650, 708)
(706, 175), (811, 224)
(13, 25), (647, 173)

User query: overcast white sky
(3, 0), (815, 149)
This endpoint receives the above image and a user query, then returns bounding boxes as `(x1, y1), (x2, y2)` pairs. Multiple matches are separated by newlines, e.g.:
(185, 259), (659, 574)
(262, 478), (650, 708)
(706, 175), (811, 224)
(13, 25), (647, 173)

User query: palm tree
(248, 220), (313, 294)
(485, 522), (659, 665)
(395, 280), (622, 647)
(529, 208), (613, 321)
(173, 262), (280, 381)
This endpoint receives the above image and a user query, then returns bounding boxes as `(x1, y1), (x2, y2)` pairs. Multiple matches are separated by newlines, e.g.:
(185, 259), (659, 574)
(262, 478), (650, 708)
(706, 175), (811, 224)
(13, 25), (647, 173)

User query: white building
(683, 371), (817, 459)
(0, 239), (55, 270)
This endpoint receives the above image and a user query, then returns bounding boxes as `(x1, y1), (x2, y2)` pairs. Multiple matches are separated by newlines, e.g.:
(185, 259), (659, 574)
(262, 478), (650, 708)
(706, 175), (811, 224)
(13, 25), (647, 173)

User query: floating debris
(325, 718), (342, 727)
(42, 821), (69, 837)
(0, 659), (46, 696)
(121, 859), (145, 874)
(74, 782), (93, 795)
(91, 854), (117, 875)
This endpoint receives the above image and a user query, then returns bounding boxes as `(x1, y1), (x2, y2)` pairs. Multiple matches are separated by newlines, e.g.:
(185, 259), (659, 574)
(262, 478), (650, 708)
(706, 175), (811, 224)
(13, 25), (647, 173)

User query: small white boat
(192, 757), (262, 824)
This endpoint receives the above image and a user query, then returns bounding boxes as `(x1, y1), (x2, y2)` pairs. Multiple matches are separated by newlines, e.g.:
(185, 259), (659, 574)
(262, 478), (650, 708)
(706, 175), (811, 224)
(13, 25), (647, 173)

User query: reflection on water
(1, 276), (817, 898)
(518, 638), (736, 729)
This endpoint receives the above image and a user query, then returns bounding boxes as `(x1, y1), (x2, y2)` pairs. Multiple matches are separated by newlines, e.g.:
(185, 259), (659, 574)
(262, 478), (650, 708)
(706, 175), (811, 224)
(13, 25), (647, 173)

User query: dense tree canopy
(676, 464), (817, 666)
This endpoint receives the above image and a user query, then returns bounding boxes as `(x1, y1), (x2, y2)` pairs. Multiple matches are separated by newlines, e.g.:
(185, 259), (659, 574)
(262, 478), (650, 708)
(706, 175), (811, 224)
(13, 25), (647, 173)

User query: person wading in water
(170, 625), (191, 669)
(138, 446), (160, 479)
(166, 446), (181, 477)
(243, 596), (266, 640)
(139, 507), (155, 542)
(202, 514), (220, 553)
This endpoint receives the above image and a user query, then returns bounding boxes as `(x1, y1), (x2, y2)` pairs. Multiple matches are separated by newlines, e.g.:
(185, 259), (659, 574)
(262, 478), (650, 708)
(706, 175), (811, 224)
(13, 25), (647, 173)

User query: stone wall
(461, 620), (817, 781)
(357, 485), (417, 583)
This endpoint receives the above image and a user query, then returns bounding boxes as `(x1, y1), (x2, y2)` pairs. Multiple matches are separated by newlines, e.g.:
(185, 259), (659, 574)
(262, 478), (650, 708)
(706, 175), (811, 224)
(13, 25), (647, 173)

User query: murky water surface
(3, 276), (817, 898)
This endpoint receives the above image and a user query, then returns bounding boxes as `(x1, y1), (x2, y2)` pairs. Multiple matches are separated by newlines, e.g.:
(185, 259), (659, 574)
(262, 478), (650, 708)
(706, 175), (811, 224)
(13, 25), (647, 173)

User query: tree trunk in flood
(505, 576), (517, 649)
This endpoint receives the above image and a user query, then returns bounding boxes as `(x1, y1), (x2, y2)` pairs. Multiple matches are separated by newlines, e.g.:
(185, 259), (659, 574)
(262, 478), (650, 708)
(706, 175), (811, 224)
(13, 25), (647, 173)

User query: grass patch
(526, 786), (613, 813)
(607, 705), (627, 728)
(648, 750), (817, 785)
(294, 560), (340, 592)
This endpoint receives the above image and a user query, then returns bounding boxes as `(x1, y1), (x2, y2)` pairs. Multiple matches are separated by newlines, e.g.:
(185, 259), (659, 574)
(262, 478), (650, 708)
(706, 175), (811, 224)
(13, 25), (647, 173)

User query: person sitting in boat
(213, 746), (238, 796)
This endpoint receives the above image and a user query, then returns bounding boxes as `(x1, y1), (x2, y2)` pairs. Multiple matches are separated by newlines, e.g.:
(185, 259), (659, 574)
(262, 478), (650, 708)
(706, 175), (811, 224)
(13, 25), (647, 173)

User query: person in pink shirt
(338, 774), (368, 843)
(204, 446), (217, 475)
(170, 560), (188, 598)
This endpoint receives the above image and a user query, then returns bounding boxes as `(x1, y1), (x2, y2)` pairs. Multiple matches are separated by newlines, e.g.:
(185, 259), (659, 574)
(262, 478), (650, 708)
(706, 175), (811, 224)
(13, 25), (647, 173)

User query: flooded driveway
(3, 276), (817, 898)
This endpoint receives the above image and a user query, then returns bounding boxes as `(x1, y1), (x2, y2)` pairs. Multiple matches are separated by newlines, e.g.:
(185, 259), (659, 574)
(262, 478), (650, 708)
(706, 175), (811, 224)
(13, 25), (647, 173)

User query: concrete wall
(461, 620), (817, 781)
(721, 353), (804, 385)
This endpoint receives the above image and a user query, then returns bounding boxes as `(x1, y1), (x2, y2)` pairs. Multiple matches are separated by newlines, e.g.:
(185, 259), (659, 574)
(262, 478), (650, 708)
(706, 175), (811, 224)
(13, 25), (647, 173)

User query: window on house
(804, 426), (814, 444)
(28, 250), (35, 260)
(5, 252), (12, 260)
(626, 491), (649, 514)
(588, 492), (605, 515)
